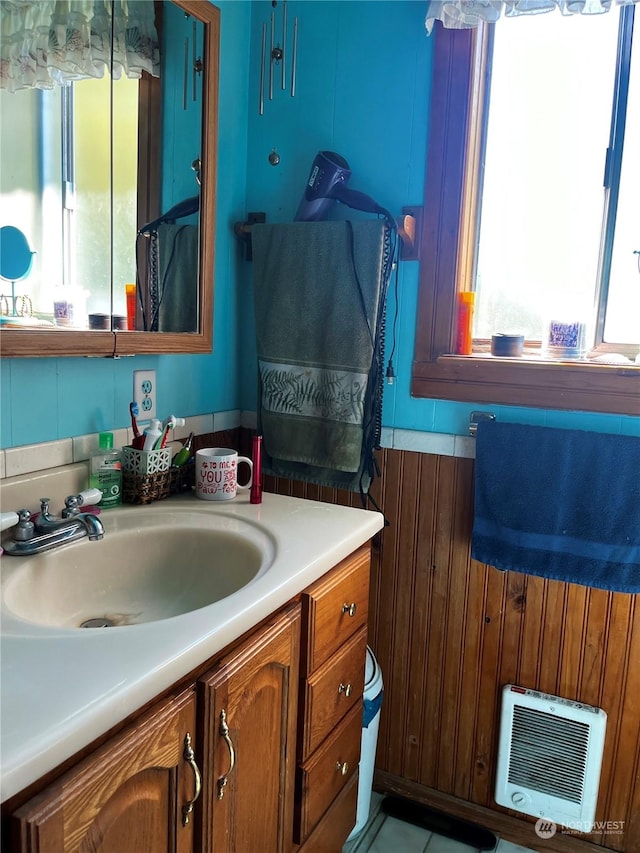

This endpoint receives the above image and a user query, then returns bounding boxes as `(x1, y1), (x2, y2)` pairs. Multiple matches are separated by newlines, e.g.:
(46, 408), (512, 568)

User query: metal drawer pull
(342, 602), (357, 617)
(217, 709), (236, 800)
(336, 761), (349, 776)
(338, 682), (352, 698)
(182, 733), (202, 826)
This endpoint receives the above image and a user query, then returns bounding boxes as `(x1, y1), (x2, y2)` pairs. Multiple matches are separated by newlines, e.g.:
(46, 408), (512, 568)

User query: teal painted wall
(240, 0), (638, 439)
(1, 1), (637, 450)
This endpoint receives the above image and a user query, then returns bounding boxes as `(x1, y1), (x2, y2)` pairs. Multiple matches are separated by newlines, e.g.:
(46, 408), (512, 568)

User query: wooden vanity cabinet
(9, 686), (198, 853)
(197, 603), (300, 853)
(294, 545), (371, 848)
(5, 544), (373, 853)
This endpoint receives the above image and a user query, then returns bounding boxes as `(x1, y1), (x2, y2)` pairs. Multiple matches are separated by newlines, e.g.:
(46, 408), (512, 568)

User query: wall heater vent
(495, 685), (607, 831)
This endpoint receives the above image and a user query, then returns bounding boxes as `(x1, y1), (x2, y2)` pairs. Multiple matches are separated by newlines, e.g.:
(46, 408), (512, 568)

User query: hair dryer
(138, 195), (200, 236)
(295, 151), (394, 223)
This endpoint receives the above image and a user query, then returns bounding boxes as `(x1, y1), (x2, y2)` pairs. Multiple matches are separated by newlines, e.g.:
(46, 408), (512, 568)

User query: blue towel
(472, 422), (640, 593)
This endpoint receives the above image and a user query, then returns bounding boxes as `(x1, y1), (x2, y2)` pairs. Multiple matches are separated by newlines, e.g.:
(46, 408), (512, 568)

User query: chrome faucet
(3, 496), (105, 556)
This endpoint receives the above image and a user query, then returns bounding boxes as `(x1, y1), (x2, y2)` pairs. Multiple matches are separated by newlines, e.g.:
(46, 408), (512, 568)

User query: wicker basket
(169, 459), (195, 495)
(122, 447), (172, 505)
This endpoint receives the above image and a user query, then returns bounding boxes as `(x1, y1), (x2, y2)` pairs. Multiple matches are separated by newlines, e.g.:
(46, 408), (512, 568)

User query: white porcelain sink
(1, 507), (275, 630)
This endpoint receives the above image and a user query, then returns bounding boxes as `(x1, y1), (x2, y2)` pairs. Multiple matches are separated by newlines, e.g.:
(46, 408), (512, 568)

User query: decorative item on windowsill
(545, 318), (588, 360)
(547, 320), (587, 360)
(122, 446), (172, 504)
(491, 333), (524, 357)
(456, 291), (475, 355)
(544, 297), (590, 361)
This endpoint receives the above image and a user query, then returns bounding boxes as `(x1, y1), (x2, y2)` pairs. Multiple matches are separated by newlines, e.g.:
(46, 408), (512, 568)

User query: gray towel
(252, 220), (391, 492)
(153, 223), (199, 332)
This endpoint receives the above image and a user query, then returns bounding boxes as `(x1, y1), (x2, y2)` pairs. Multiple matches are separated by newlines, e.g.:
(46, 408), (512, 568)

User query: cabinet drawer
(294, 702), (362, 844)
(297, 770), (359, 852)
(300, 625), (367, 761)
(302, 545), (370, 675)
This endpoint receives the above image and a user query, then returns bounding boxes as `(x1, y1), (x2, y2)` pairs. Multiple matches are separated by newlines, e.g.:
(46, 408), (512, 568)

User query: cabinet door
(199, 604), (301, 853)
(10, 687), (199, 853)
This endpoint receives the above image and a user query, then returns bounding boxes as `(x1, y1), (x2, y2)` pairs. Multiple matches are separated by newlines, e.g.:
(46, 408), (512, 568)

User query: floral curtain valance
(0, 0), (160, 93)
(425, 0), (638, 34)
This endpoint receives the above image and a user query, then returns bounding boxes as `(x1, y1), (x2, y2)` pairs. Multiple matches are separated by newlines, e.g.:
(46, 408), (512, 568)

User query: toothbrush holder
(122, 446), (172, 504)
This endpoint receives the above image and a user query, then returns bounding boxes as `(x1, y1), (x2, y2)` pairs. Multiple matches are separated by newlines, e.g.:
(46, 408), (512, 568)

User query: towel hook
(469, 411), (496, 436)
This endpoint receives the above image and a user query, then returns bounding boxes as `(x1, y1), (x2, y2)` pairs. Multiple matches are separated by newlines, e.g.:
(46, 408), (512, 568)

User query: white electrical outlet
(133, 370), (157, 419)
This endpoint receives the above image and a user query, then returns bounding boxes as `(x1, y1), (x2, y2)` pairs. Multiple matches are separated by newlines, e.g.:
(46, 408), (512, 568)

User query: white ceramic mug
(195, 448), (253, 501)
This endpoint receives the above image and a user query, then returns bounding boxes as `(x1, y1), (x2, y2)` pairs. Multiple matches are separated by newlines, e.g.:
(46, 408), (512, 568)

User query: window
(476, 8), (638, 354)
(0, 74), (147, 323)
(63, 75), (139, 317)
(412, 12), (639, 416)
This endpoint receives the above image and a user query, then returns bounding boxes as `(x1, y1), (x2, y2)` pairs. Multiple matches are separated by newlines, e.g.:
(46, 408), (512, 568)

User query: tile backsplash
(0, 410), (476, 516)
(0, 412), (245, 480)
(0, 411), (236, 516)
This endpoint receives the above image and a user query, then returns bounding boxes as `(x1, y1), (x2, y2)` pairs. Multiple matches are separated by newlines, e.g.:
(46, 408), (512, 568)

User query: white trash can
(347, 646), (384, 840)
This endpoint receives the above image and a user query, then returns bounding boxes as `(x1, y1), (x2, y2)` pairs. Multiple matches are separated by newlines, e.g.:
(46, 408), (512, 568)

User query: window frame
(595, 4), (635, 347)
(411, 22), (640, 417)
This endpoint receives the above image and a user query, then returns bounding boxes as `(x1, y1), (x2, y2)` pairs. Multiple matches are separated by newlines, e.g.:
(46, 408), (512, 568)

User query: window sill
(411, 354), (640, 416)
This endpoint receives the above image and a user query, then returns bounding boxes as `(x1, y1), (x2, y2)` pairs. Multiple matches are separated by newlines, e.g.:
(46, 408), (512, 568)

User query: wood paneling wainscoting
(263, 447), (640, 853)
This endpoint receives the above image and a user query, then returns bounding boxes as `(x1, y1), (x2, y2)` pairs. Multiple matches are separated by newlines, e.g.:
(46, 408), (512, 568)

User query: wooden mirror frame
(1, 0), (218, 358)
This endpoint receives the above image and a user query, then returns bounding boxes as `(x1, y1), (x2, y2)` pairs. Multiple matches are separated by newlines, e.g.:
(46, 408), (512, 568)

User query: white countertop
(0, 492), (383, 803)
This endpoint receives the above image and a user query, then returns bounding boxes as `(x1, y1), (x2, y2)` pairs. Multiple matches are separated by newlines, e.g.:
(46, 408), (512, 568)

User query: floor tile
(367, 815), (432, 852)
(369, 791), (385, 815)
(342, 786), (537, 853)
(344, 791), (385, 853)
(344, 811), (387, 853)
(424, 833), (480, 852)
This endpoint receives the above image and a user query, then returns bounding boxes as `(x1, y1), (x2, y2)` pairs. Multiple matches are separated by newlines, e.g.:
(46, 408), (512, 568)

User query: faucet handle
(79, 488), (102, 507)
(62, 489), (103, 518)
(1, 511), (20, 533)
(63, 495), (82, 518)
(14, 509), (35, 541)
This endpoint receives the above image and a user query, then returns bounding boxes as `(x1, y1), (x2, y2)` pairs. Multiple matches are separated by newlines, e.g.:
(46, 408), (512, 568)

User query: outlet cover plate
(133, 370), (156, 419)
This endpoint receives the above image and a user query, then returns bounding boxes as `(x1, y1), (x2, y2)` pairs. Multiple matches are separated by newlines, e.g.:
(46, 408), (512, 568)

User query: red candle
(125, 283), (136, 331)
(456, 291), (475, 355)
(250, 435), (263, 504)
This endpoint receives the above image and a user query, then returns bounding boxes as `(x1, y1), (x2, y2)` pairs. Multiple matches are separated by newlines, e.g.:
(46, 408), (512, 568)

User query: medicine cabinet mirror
(0, 0), (218, 357)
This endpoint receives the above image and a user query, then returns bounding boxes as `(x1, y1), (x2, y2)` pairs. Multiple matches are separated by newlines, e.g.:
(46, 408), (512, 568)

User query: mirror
(0, 0), (218, 357)
(0, 226), (37, 327)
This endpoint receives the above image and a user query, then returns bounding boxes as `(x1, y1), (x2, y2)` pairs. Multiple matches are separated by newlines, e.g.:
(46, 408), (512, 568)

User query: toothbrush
(131, 399), (146, 449)
(130, 402), (141, 438)
(156, 424), (171, 450)
(155, 415), (186, 450)
(172, 432), (193, 467)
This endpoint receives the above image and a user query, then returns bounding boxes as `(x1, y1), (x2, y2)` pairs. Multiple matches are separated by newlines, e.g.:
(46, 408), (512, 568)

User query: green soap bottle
(89, 432), (122, 509)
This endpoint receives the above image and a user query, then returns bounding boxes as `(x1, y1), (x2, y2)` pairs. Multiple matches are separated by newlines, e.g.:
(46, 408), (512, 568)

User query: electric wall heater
(495, 685), (607, 831)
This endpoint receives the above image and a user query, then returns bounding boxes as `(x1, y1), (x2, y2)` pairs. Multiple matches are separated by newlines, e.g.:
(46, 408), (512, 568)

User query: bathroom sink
(1, 507), (275, 630)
